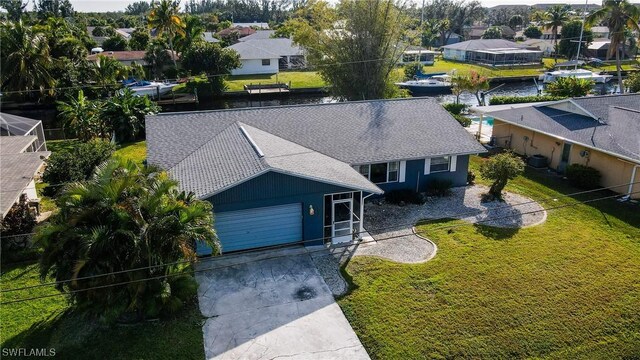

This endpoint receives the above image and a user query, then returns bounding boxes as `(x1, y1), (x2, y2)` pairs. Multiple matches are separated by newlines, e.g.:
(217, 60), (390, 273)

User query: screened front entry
(324, 192), (362, 244)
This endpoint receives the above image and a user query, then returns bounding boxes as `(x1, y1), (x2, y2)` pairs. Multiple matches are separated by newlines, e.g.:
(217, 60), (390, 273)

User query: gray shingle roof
(485, 94), (640, 163)
(0, 136), (37, 154)
(238, 30), (276, 42)
(147, 98), (484, 197)
(0, 151), (50, 217)
(228, 38), (303, 59)
(443, 39), (527, 51)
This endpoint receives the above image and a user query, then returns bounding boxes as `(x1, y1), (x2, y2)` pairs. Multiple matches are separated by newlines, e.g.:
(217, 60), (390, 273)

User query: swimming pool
(470, 116), (494, 126)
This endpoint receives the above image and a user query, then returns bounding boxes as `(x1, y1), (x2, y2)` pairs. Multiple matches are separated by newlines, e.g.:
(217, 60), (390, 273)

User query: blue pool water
(470, 116), (494, 126)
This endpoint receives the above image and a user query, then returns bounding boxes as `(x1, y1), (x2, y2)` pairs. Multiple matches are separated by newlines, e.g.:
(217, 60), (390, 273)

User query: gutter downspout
(629, 164), (640, 197)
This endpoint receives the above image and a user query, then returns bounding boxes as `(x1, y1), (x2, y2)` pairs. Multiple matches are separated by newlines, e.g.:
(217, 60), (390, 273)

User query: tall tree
(0, 0), (29, 21)
(542, 5), (570, 63)
(125, 1), (151, 15)
(558, 20), (593, 59)
(293, 0), (408, 100)
(37, 158), (218, 322)
(424, 0), (484, 48)
(34, 0), (74, 18)
(144, 40), (173, 79)
(0, 20), (54, 96)
(175, 15), (205, 53)
(587, 0), (640, 93)
(56, 90), (104, 140)
(148, 0), (185, 70)
(482, 26), (502, 39)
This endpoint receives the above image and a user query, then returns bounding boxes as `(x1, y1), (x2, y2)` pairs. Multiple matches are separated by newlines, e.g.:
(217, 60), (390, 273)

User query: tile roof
(484, 94), (640, 163)
(147, 98), (485, 196)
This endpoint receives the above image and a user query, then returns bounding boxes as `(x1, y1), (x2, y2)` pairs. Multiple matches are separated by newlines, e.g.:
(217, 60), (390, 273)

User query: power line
(1, 189), (637, 302)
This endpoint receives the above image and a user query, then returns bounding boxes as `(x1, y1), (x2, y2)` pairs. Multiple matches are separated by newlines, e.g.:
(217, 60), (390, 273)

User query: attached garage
(197, 203), (303, 255)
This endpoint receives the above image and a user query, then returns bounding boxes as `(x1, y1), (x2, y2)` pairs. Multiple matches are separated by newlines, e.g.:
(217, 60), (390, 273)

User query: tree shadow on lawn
(473, 223), (520, 240)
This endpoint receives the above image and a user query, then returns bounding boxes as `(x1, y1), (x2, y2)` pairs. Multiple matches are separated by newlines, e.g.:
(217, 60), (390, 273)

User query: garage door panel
(207, 203), (303, 254)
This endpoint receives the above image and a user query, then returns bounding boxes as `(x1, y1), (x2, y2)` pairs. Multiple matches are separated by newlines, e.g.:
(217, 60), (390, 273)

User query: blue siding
(375, 155), (470, 194)
(207, 171), (354, 248)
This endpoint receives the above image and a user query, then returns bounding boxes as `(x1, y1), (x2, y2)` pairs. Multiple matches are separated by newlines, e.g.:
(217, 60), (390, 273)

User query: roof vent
(239, 125), (264, 158)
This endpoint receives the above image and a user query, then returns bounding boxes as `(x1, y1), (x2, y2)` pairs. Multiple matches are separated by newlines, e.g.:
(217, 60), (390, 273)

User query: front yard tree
(480, 152), (525, 199)
(482, 26), (502, 39)
(37, 158), (219, 322)
(181, 41), (240, 93)
(523, 25), (542, 39)
(292, 0), (408, 100)
(558, 20), (593, 60)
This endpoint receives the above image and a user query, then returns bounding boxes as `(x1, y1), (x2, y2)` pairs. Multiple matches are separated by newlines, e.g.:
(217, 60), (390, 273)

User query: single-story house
(474, 94), (640, 199)
(541, 27), (560, 40)
(398, 46), (438, 65)
(227, 38), (305, 75)
(432, 32), (462, 47)
(465, 25), (516, 40)
(0, 114), (51, 218)
(586, 39), (632, 60)
(217, 26), (256, 39)
(523, 39), (555, 56)
(590, 26), (610, 39)
(87, 50), (179, 67)
(146, 98), (485, 254)
(442, 39), (543, 66)
(86, 26), (132, 46)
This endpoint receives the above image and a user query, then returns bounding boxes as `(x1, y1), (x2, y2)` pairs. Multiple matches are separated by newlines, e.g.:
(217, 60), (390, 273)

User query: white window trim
(355, 161), (400, 184)
(425, 156), (457, 174)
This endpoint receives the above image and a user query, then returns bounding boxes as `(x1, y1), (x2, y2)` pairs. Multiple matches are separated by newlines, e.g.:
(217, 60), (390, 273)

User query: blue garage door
(198, 203), (303, 255)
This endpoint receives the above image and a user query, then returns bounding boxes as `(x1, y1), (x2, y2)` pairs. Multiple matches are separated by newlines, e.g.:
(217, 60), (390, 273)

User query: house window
(262, 59), (271, 66)
(356, 162), (399, 184)
(430, 156), (450, 173)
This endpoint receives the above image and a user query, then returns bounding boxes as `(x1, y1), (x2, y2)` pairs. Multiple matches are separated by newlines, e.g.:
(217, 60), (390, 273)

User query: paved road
(196, 247), (370, 360)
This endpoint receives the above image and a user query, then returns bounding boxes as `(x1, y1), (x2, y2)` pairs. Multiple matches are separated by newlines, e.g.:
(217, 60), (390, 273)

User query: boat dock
(244, 83), (290, 95)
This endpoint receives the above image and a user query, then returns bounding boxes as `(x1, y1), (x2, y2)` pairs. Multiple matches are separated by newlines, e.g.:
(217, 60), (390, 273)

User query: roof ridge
(572, 93), (640, 101)
(611, 106), (640, 114)
(149, 97), (438, 118)
(168, 121), (248, 171)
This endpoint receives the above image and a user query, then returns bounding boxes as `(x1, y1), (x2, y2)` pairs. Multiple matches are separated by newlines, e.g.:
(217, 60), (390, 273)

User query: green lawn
(338, 156), (640, 359)
(114, 140), (146, 164)
(0, 262), (205, 360)
(225, 71), (326, 91)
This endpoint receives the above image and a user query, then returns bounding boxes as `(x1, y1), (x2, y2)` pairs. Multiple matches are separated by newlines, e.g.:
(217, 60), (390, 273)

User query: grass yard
(0, 262), (205, 360)
(225, 71), (326, 91)
(114, 140), (146, 164)
(338, 156), (640, 359)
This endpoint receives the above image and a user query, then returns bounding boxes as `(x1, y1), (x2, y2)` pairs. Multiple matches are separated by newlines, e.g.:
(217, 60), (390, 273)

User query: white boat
(395, 75), (452, 95)
(540, 69), (613, 84)
(123, 80), (177, 98)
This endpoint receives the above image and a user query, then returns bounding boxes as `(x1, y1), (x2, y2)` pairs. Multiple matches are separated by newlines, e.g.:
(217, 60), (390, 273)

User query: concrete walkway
(196, 248), (369, 360)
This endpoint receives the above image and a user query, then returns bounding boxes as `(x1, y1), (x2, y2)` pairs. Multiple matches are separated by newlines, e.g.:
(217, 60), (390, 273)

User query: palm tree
(36, 158), (218, 322)
(91, 54), (128, 87)
(0, 20), (54, 96)
(175, 15), (205, 53)
(148, 0), (185, 71)
(587, 0), (640, 93)
(543, 5), (571, 63)
(56, 90), (103, 140)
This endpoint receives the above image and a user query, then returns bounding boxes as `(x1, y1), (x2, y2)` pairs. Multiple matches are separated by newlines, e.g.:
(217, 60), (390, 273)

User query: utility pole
(421, 0), (425, 27)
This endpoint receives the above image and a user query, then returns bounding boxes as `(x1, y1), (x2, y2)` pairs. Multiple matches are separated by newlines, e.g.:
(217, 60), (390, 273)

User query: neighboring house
(465, 25), (516, 40)
(586, 39), (632, 60)
(523, 38), (555, 56)
(227, 38), (305, 75)
(399, 46), (438, 65)
(203, 32), (221, 43)
(475, 94), (640, 199)
(217, 26), (256, 39)
(442, 39), (543, 66)
(432, 32), (462, 47)
(87, 26), (132, 46)
(87, 50), (179, 67)
(590, 26), (610, 39)
(0, 113), (47, 152)
(146, 98), (485, 254)
(238, 30), (276, 42)
(233, 22), (270, 29)
(0, 114), (50, 219)
(541, 27), (561, 40)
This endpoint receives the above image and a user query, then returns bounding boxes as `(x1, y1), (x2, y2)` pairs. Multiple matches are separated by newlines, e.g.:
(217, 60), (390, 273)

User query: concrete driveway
(196, 247), (370, 360)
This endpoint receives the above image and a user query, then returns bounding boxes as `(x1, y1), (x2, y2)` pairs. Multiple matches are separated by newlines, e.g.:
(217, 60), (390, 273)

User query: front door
(558, 142), (572, 173)
(332, 199), (353, 244)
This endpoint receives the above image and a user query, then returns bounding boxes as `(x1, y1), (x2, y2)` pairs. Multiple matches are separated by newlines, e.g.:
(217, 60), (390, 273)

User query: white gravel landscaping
(331, 185), (547, 264)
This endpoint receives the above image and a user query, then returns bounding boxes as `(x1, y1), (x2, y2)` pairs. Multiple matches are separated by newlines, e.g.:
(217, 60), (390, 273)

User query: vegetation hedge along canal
(489, 95), (566, 105)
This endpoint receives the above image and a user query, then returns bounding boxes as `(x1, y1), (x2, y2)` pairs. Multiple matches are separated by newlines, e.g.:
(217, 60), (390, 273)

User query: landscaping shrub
(453, 114), (472, 127)
(546, 77), (594, 97)
(426, 179), (453, 197)
(43, 140), (115, 193)
(403, 62), (423, 80)
(0, 194), (36, 237)
(566, 164), (601, 189)
(489, 95), (566, 105)
(467, 171), (476, 185)
(385, 189), (424, 205)
(624, 71), (640, 93)
(442, 102), (468, 115)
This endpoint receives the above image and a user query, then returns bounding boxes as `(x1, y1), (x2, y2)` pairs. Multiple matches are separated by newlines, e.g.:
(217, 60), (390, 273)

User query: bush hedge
(385, 189), (425, 205)
(489, 95), (566, 105)
(566, 164), (601, 189)
(426, 179), (453, 197)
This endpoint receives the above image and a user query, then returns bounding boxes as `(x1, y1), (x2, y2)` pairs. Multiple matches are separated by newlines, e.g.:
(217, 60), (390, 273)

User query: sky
(67, 0), (603, 13)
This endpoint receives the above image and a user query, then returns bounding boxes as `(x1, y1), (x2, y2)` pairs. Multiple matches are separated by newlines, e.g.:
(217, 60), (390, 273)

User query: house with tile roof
(474, 94), (640, 199)
(146, 98), (485, 254)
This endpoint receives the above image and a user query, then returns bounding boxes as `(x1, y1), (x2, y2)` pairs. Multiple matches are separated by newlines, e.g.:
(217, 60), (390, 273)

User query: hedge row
(489, 95), (566, 105)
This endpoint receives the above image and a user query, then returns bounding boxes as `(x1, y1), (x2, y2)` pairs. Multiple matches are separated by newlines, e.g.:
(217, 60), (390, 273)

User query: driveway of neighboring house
(196, 247), (370, 360)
